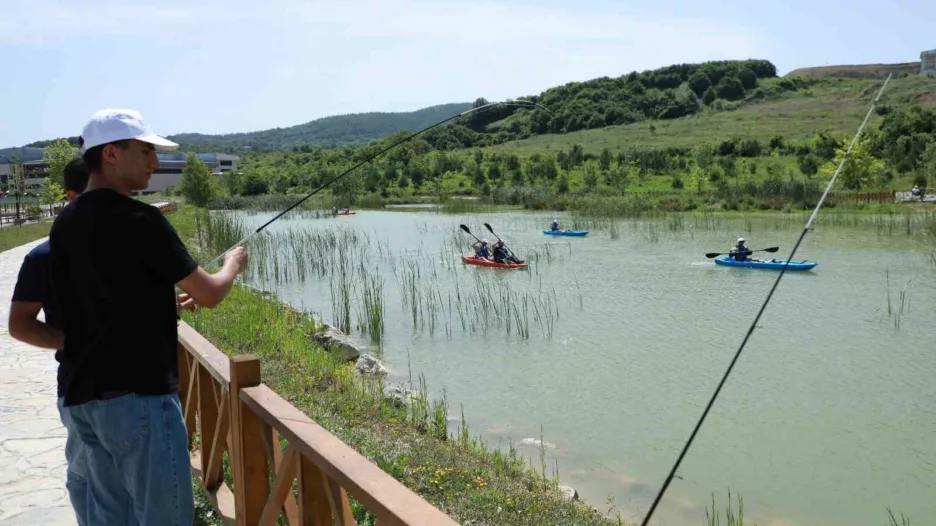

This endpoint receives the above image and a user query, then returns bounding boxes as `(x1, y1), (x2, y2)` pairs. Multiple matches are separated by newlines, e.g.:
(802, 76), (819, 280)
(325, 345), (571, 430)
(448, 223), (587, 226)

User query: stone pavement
(0, 237), (77, 525)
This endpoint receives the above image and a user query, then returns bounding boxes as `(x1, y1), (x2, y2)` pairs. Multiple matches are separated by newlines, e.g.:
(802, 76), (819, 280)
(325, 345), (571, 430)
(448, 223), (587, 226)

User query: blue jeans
(63, 393), (193, 525)
(57, 397), (89, 526)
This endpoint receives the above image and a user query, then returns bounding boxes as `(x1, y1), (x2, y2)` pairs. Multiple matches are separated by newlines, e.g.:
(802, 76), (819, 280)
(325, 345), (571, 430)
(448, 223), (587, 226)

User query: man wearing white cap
(49, 108), (249, 525)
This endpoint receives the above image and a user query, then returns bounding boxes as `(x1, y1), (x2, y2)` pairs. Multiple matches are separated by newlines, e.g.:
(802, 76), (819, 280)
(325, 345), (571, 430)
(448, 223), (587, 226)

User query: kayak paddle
(483, 223), (523, 263)
(705, 246), (780, 259)
(459, 224), (484, 244)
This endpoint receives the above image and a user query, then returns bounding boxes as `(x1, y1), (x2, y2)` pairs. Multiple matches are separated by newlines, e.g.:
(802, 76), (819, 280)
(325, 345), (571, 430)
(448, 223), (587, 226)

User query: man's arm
(8, 301), (64, 350)
(175, 250), (246, 308)
(142, 211), (248, 309)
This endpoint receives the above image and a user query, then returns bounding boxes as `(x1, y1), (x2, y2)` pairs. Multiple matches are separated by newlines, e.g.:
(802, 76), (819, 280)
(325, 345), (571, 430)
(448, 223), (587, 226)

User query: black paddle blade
(763, 246), (780, 252)
(484, 222), (495, 234)
(705, 252), (722, 258)
(459, 224), (472, 235)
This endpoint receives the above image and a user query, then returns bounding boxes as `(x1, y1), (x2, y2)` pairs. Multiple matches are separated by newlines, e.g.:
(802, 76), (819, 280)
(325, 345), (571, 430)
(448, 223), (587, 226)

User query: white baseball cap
(79, 108), (178, 154)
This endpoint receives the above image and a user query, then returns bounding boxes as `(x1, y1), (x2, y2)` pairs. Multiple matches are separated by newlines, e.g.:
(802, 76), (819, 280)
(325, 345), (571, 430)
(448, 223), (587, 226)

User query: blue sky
(1, 0), (933, 147)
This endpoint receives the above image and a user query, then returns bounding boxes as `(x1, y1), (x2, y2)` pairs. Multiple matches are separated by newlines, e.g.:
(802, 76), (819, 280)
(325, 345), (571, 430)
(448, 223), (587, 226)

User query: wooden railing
(177, 321), (460, 526)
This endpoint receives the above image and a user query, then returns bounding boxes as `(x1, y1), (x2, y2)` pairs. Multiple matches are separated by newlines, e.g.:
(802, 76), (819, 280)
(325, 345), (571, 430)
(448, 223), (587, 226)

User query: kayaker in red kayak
(492, 240), (522, 264)
(472, 238), (492, 260)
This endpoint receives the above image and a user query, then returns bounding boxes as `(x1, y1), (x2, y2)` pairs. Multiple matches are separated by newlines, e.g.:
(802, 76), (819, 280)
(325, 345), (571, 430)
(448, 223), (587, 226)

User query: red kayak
(334, 211), (356, 216)
(461, 255), (527, 269)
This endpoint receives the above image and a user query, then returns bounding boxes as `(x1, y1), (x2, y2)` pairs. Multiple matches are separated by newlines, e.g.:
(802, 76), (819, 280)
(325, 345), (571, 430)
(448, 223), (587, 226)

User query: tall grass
(705, 491), (747, 526)
(202, 212), (569, 345)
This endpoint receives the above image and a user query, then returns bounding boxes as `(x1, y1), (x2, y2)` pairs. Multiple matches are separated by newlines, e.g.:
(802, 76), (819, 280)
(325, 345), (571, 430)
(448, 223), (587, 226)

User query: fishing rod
(639, 73), (892, 526)
(204, 99), (550, 267)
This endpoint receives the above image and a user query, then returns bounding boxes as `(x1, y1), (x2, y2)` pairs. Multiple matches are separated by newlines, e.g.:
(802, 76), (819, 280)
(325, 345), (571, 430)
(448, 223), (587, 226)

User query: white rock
(355, 354), (388, 376)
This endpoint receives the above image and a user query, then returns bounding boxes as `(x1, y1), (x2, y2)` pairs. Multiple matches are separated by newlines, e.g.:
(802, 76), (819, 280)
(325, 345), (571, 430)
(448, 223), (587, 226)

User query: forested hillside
(23, 102), (474, 153)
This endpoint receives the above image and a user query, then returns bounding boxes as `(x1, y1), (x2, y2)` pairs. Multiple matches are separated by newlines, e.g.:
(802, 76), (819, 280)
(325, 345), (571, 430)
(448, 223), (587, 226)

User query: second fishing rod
(204, 100), (550, 268)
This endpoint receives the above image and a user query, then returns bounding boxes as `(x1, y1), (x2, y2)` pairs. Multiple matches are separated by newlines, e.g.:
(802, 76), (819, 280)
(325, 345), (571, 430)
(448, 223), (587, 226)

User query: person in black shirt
(9, 157), (92, 525)
(49, 108), (248, 526)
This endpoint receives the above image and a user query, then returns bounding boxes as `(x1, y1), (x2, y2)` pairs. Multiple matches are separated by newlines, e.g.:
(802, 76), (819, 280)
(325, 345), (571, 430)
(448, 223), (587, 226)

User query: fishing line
(639, 73), (892, 526)
(204, 99), (550, 267)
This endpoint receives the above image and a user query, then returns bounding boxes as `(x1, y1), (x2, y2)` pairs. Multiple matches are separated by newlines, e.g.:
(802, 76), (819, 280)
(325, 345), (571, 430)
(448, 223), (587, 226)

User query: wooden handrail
(176, 321), (460, 526)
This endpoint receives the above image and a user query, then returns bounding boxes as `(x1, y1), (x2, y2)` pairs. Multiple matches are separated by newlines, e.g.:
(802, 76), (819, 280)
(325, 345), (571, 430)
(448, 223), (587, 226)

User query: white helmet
(737, 237), (745, 243)
(481, 238), (489, 244)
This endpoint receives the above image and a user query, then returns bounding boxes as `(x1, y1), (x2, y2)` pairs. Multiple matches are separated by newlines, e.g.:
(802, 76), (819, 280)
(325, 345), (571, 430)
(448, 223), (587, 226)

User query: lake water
(226, 208), (936, 526)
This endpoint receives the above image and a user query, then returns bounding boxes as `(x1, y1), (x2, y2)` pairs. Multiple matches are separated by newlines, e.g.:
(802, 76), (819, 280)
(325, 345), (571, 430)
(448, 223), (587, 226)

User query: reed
(356, 262), (385, 344)
(705, 490), (747, 526)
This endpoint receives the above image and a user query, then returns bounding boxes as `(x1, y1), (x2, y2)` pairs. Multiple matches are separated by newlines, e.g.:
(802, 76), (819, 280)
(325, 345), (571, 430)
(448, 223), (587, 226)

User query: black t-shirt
(11, 240), (70, 398)
(49, 188), (198, 407)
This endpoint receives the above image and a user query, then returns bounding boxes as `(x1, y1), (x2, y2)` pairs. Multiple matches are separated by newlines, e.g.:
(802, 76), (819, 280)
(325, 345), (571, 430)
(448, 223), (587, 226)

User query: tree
(688, 71), (712, 97)
(331, 172), (363, 207)
(605, 164), (630, 195)
(693, 143), (715, 172)
(178, 153), (217, 247)
(702, 86), (717, 105)
(716, 75), (745, 101)
(921, 142), (936, 187)
(765, 150), (785, 180)
(556, 174), (570, 194)
(821, 136), (882, 191)
(40, 178), (65, 215)
(583, 160), (599, 190)
(42, 138), (78, 187)
(736, 67), (758, 90)
(797, 154), (819, 178)
(221, 170), (242, 196)
(178, 153), (217, 207)
(599, 148), (612, 171)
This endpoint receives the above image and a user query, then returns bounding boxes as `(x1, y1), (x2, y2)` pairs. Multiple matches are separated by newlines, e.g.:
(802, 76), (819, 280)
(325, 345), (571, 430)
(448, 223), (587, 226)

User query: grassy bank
(169, 203), (623, 525)
(0, 221), (51, 252)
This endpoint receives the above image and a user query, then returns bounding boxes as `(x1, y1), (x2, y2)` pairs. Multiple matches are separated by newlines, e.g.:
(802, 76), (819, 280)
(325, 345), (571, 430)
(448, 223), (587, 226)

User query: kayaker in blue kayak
(729, 238), (761, 262)
(473, 238), (491, 259)
(550, 218), (561, 231)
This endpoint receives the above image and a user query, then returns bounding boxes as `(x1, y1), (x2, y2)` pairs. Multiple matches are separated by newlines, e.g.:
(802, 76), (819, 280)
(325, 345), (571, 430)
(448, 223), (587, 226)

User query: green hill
(483, 74), (936, 157)
(166, 102), (474, 152)
(24, 102), (474, 153)
(785, 62), (921, 79)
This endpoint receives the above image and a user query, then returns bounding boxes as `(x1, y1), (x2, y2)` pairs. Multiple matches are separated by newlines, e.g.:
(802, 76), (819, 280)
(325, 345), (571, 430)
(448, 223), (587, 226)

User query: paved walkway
(0, 237), (77, 525)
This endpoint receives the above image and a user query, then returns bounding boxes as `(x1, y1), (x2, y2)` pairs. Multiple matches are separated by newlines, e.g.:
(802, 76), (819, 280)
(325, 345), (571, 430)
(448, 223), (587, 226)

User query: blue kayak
(543, 229), (589, 237)
(714, 255), (817, 271)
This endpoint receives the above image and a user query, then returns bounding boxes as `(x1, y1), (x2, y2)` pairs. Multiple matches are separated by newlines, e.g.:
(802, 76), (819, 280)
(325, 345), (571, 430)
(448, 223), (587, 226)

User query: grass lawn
(0, 221), (51, 252)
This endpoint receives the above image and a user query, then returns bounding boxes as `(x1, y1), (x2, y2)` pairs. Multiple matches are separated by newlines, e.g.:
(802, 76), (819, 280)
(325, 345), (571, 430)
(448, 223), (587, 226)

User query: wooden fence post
(230, 354), (268, 526)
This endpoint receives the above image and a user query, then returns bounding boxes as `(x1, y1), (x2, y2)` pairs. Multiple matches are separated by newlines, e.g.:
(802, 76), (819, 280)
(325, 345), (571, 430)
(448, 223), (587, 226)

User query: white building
(922, 48), (936, 78)
(0, 147), (238, 196)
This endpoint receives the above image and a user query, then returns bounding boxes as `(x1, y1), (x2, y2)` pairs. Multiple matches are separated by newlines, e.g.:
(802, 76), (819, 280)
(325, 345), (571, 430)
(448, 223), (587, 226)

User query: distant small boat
(543, 229), (588, 237)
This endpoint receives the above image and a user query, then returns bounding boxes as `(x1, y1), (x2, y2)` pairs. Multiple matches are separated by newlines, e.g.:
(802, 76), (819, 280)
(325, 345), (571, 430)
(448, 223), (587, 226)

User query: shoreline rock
(356, 353), (388, 376)
(312, 325), (363, 361)
(559, 485), (579, 500)
(384, 382), (417, 408)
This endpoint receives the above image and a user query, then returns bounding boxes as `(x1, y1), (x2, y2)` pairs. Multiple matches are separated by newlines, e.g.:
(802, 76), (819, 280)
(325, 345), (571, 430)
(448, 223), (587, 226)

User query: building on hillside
(0, 147), (238, 196)
(922, 48), (936, 78)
